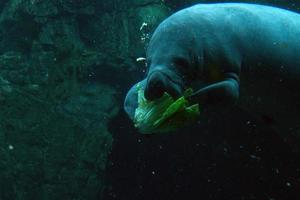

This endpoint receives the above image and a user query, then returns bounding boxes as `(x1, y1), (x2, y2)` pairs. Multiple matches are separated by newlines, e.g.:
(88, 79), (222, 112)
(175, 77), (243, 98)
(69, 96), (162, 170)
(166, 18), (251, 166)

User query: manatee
(124, 3), (300, 136)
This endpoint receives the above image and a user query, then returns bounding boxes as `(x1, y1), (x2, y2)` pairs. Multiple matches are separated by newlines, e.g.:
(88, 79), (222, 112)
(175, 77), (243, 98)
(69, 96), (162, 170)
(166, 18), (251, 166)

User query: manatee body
(124, 3), (300, 133)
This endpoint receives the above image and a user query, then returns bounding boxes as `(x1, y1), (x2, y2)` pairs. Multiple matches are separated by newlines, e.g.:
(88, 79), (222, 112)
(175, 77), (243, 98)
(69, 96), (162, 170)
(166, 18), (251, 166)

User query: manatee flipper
(188, 73), (240, 107)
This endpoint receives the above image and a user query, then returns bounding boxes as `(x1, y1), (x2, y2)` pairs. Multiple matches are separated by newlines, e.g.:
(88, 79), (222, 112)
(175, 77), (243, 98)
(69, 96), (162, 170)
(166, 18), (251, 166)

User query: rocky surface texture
(0, 0), (169, 199)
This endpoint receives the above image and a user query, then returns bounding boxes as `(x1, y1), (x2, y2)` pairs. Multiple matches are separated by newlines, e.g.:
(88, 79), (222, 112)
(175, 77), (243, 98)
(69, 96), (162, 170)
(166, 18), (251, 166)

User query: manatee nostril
(144, 72), (166, 100)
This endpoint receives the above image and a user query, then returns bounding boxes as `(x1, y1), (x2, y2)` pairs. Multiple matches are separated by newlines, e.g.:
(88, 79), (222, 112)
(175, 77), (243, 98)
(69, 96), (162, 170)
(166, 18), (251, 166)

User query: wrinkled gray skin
(124, 3), (300, 133)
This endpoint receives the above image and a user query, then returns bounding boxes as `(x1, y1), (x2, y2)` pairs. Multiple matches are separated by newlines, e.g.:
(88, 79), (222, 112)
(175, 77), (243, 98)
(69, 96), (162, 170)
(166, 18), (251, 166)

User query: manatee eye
(174, 57), (188, 68)
(173, 57), (190, 78)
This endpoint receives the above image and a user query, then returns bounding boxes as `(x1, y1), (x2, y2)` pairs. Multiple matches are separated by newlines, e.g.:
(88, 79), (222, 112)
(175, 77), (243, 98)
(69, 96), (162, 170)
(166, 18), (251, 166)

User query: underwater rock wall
(0, 0), (169, 199)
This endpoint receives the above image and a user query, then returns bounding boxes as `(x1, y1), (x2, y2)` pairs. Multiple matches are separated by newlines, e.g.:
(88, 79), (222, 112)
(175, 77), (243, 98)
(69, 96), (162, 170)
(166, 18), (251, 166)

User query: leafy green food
(134, 83), (200, 134)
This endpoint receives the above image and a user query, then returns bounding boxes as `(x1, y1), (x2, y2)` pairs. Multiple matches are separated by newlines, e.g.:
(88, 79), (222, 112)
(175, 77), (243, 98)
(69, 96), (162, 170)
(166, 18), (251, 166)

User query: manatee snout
(144, 70), (183, 101)
(124, 70), (183, 120)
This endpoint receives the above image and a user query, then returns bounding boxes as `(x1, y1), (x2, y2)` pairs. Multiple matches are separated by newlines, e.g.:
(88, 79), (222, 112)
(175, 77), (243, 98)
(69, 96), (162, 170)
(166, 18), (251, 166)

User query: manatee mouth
(144, 69), (183, 101)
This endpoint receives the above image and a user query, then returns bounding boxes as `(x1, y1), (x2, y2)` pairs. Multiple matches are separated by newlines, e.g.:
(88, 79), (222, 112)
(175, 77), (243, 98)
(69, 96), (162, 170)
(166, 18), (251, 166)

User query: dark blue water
(0, 1), (299, 200)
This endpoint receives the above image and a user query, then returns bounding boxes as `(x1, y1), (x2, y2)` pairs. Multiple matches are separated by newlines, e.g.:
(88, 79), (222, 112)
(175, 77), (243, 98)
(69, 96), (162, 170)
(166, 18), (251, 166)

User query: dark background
(104, 108), (300, 200)
(104, 1), (300, 200)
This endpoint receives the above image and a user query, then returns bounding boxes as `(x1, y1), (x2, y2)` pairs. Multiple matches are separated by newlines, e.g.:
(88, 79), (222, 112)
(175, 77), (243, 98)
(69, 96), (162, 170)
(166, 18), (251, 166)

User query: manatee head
(124, 41), (202, 120)
(144, 40), (202, 101)
(144, 66), (184, 101)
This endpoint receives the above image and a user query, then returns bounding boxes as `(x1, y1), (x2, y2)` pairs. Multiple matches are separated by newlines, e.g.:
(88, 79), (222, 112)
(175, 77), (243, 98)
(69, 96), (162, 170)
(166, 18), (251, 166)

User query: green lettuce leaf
(134, 83), (200, 134)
